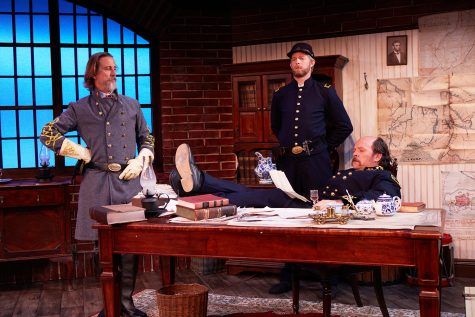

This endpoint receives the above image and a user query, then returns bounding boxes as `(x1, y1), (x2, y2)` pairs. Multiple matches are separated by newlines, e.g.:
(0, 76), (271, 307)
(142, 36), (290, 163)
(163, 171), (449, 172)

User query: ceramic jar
(354, 199), (376, 220)
(374, 193), (401, 216)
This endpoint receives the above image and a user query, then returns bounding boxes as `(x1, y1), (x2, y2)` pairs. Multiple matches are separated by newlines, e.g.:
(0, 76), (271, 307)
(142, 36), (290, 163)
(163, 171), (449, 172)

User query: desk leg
(416, 239), (441, 317)
(98, 228), (120, 317)
(291, 264), (300, 314)
(159, 256), (176, 287)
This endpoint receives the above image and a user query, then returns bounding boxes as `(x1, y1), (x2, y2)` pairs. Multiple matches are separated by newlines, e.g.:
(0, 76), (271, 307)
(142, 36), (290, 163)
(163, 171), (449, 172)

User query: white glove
(59, 138), (91, 163)
(119, 148), (154, 180)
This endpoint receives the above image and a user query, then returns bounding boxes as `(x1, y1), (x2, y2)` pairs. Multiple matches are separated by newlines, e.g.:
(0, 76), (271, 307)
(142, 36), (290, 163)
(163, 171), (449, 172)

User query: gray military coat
(40, 90), (154, 240)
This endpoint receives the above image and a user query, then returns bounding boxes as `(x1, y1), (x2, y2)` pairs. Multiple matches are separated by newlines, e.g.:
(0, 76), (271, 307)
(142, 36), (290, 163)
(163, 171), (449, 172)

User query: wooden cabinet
(0, 179), (71, 261)
(223, 55), (349, 185)
(232, 73), (291, 143)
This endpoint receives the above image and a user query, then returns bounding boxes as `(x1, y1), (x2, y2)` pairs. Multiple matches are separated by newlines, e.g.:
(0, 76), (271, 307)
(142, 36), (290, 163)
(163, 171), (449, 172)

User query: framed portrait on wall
(387, 35), (407, 66)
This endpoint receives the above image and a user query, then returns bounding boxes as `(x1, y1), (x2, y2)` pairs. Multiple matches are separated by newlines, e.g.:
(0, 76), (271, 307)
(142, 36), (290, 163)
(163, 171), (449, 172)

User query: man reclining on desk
(169, 136), (401, 209)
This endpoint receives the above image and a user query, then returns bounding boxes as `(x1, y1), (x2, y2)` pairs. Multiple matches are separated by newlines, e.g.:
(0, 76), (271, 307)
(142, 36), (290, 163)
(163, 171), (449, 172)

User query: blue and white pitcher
(254, 152), (276, 184)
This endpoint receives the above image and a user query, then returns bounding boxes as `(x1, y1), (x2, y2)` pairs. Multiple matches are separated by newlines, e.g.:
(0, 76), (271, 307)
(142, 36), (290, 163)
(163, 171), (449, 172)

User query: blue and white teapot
(254, 152), (276, 184)
(374, 193), (401, 216)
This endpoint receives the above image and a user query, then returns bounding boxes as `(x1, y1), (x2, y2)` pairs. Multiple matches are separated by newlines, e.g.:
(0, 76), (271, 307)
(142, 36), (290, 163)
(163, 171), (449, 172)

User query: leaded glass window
(0, 0), (152, 169)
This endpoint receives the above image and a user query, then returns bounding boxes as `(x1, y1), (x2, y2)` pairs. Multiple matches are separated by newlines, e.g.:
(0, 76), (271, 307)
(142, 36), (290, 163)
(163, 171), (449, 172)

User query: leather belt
(86, 162), (127, 172)
(280, 137), (325, 156)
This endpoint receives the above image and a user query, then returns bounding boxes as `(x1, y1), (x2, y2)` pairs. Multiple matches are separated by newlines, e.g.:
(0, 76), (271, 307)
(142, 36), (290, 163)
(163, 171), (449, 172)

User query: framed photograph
(387, 35), (407, 66)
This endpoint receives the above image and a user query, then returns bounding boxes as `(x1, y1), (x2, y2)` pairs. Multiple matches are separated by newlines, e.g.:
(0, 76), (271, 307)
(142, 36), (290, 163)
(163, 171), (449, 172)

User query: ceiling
(70, 0), (230, 42)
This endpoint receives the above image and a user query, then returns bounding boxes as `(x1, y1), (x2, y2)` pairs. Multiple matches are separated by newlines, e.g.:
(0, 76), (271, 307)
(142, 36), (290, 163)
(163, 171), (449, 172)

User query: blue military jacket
(271, 77), (352, 150)
(321, 167), (401, 203)
(40, 89), (154, 240)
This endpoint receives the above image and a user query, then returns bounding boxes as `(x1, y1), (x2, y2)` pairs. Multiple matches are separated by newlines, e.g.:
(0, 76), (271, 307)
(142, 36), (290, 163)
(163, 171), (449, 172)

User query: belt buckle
(107, 163), (122, 172)
(291, 146), (304, 155)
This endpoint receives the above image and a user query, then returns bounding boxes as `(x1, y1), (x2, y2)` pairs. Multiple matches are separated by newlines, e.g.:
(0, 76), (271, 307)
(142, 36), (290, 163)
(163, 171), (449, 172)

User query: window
(0, 0), (152, 170)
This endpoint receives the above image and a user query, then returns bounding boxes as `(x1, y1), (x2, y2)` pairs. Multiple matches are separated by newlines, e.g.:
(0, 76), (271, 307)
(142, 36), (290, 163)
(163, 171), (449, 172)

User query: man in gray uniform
(40, 52), (153, 317)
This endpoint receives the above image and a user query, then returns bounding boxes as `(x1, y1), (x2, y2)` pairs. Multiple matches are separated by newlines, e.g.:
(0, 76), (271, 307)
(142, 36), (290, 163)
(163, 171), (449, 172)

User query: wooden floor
(0, 268), (472, 317)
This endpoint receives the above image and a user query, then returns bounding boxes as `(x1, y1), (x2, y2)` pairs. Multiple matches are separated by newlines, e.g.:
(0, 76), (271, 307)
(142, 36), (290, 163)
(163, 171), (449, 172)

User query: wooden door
(262, 73), (291, 142)
(232, 76), (263, 142)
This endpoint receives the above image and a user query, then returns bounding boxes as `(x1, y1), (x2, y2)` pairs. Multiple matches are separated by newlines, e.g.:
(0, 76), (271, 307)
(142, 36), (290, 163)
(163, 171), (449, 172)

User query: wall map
(377, 74), (475, 164)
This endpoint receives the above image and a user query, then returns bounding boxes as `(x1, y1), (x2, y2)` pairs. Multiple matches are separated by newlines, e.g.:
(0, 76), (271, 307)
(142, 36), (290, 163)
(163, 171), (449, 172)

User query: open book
(269, 170), (310, 202)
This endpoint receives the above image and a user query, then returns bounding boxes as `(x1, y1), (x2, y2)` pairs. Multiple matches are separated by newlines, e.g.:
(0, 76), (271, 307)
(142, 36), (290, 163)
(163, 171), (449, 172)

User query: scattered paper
(269, 170), (310, 202)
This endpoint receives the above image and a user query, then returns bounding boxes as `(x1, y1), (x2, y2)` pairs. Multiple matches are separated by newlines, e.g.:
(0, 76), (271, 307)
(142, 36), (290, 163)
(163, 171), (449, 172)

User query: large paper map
(441, 171), (475, 259)
(377, 74), (475, 163)
(419, 10), (475, 76)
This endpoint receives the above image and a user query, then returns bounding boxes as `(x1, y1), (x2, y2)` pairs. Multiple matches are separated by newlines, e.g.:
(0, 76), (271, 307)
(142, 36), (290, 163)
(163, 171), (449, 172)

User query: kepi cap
(287, 42), (315, 59)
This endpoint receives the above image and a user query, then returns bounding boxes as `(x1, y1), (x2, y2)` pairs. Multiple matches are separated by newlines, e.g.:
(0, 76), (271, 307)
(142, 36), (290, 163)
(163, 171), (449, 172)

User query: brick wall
(159, 5), (235, 180)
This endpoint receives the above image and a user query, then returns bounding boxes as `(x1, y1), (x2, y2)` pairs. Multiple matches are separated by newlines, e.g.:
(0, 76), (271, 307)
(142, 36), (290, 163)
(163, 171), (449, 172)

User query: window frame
(0, 0), (158, 179)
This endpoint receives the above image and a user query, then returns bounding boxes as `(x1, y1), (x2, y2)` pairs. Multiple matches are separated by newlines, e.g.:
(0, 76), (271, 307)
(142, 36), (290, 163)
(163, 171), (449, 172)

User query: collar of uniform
(96, 89), (118, 99)
(363, 165), (384, 171)
(291, 76), (315, 89)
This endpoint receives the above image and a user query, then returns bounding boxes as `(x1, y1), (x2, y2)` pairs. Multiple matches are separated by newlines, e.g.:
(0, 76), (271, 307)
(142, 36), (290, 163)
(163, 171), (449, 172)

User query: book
(269, 170), (310, 202)
(89, 204), (146, 225)
(399, 202), (426, 213)
(176, 194), (229, 209)
(176, 204), (237, 221)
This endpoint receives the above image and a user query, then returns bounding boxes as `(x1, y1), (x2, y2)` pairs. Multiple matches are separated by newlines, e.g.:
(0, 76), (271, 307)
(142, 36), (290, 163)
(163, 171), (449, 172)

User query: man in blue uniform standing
(271, 42), (353, 197)
(41, 52), (153, 317)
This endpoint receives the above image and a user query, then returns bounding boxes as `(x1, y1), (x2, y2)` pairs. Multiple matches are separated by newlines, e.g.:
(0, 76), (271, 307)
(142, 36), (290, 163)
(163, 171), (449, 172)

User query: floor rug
(92, 289), (465, 317)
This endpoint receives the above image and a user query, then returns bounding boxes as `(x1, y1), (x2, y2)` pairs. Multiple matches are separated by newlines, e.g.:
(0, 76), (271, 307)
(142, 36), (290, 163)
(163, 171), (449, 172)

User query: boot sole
(175, 144), (194, 192)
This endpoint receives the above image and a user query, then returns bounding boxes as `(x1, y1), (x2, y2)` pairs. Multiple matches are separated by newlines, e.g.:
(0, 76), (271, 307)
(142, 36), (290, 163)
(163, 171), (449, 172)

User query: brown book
(89, 204), (146, 225)
(399, 202), (426, 213)
(176, 204), (237, 221)
(176, 194), (229, 209)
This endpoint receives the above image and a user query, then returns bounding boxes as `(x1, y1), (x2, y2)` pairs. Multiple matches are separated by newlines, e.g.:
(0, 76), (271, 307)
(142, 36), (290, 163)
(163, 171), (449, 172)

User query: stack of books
(175, 194), (237, 221)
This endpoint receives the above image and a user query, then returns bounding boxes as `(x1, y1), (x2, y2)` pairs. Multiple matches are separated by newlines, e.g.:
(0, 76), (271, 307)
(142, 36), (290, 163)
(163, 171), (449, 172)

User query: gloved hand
(119, 148), (154, 180)
(59, 138), (91, 163)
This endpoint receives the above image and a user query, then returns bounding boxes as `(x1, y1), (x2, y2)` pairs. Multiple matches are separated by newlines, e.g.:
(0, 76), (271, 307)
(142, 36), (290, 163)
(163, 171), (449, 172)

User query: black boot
(120, 254), (147, 317)
(269, 263), (292, 294)
(169, 167), (203, 197)
(174, 143), (203, 194)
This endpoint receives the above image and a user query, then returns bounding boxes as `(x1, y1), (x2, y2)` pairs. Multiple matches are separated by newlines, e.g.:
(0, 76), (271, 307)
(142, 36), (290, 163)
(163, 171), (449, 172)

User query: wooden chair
(290, 152), (392, 317)
(291, 264), (389, 317)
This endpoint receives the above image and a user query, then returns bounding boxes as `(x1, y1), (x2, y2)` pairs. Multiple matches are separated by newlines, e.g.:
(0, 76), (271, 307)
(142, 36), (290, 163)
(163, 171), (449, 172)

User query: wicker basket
(157, 283), (208, 317)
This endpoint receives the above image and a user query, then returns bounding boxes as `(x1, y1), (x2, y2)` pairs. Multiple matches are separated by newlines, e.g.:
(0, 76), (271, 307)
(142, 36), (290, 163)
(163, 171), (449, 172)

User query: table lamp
(140, 162), (162, 218)
(36, 145), (53, 182)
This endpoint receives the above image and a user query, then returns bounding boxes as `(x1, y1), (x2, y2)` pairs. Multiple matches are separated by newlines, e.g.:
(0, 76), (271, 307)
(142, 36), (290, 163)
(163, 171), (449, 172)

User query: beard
(106, 79), (116, 93)
(292, 66), (311, 78)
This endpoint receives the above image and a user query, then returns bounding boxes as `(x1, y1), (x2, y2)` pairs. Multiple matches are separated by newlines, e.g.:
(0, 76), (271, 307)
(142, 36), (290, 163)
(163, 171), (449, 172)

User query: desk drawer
(0, 187), (64, 208)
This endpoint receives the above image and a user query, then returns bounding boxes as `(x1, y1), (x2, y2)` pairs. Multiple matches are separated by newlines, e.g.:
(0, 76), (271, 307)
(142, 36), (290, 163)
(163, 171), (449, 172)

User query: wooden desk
(94, 213), (443, 317)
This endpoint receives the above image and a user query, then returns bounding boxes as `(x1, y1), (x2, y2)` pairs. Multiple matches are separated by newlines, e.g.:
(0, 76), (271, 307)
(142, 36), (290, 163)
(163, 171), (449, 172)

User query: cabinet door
(262, 74), (291, 143)
(1, 205), (66, 259)
(0, 184), (69, 260)
(233, 76), (263, 142)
